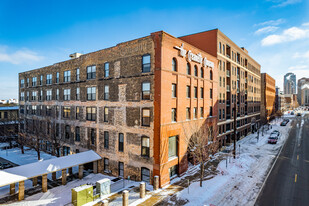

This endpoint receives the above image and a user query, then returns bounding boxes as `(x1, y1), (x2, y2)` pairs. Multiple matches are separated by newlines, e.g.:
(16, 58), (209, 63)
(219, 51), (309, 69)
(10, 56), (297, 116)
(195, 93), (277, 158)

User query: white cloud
(255, 18), (285, 27)
(288, 65), (308, 70)
(0, 47), (43, 64)
(261, 26), (309, 46)
(302, 22), (309, 26)
(293, 51), (309, 59)
(272, 0), (302, 7)
(255, 26), (279, 35)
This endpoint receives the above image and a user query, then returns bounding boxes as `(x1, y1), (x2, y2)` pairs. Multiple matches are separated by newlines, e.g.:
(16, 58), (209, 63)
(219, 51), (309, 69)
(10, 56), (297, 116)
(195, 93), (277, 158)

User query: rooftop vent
(69, 53), (83, 59)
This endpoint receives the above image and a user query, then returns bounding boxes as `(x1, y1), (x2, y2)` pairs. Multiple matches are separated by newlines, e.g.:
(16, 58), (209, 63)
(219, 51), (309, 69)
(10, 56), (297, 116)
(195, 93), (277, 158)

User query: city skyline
(0, 0), (308, 99)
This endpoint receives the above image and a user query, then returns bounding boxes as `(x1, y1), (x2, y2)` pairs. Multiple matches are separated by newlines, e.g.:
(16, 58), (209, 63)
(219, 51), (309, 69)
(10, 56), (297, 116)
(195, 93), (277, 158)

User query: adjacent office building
(297, 77), (309, 105)
(284, 73), (296, 95)
(300, 83), (309, 106)
(260, 73), (276, 123)
(19, 31), (218, 187)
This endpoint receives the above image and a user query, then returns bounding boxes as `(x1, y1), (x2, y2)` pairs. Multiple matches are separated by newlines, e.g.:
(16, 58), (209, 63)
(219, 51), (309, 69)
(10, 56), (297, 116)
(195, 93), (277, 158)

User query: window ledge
(168, 156), (178, 162)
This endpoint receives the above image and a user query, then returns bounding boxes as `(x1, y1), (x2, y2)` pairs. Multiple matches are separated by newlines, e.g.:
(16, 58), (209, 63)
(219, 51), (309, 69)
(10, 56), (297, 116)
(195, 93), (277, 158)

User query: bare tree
(183, 119), (218, 187)
(0, 108), (19, 147)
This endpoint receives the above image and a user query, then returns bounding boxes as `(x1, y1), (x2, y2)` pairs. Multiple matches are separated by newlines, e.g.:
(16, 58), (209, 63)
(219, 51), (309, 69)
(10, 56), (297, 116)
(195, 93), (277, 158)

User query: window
(141, 167), (150, 183)
(169, 165), (178, 178)
(219, 109), (221, 119)
(186, 107), (190, 120)
(142, 54), (151, 73)
(87, 65), (96, 79)
(209, 106), (213, 116)
(119, 162), (124, 177)
(220, 77), (222, 87)
(104, 131), (109, 149)
(86, 107), (96, 121)
(104, 63), (109, 77)
(31, 91), (37, 101)
(219, 42), (222, 53)
(20, 92), (24, 101)
(76, 68), (80, 81)
(194, 65), (198, 76)
(56, 72), (59, 83)
(186, 63), (191, 75)
(26, 91), (29, 101)
(104, 158), (109, 172)
(65, 125), (70, 139)
(46, 74), (52, 85)
(142, 108), (150, 126)
(46, 90), (52, 101)
(104, 85), (109, 100)
(200, 87), (204, 99)
(87, 87), (96, 100)
(64, 70), (71, 82)
(26, 78), (29, 87)
(46, 106), (52, 116)
(63, 106), (71, 118)
(210, 70), (213, 80)
(31, 105), (37, 115)
(118, 133), (124, 152)
(75, 127), (80, 141)
(171, 108), (176, 122)
(76, 106), (80, 119)
(4, 112), (8, 118)
(32, 77), (37, 86)
(200, 68), (204, 78)
(103, 107), (109, 122)
(200, 107), (204, 118)
(193, 107), (197, 119)
(194, 86), (197, 98)
(56, 89), (59, 100)
(20, 79), (25, 88)
(64, 89), (71, 101)
(186, 86), (191, 98)
(142, 82), (150, 100)
(141, 136), (150, 157)
(90, 128), (96, 145)
(168, 136), (178, 158)
(76, 87), (80, 100)
(210, 88), (213, 99)
(172, 84), (177, 98)
(172, 58), (177, 72)
(222, 109), (225, 119)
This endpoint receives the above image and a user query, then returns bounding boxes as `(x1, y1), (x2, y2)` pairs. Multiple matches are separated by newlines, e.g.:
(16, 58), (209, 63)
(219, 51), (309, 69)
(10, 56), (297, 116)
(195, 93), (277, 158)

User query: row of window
(171, 106), (213, 122)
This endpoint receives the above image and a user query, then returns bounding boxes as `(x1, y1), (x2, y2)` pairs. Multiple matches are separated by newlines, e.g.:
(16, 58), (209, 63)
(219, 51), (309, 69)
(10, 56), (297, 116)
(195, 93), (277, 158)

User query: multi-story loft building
(284, 72), (296, 95)
(297, 77), (309, 105)
(0, 106), (19, 141)
(19, 31), (218, 187)
(179, 29), (261, 144)
(260, 73), (276, 123)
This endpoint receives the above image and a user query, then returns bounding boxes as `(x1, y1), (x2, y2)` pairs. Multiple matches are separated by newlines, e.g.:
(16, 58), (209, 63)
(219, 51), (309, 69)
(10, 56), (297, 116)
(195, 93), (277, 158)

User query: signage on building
(174, 43), (214, 68)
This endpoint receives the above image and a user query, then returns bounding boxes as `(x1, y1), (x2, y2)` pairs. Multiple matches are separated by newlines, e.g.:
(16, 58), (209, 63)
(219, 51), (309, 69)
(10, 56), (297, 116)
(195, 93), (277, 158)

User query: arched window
(219, 42), (222, 53)
(194, 65), (198, 77)
(200, 68), (204, 78)
(172, 58), (177, 72)
(210, 70), (213, 80)
(186, 63), (191, 75)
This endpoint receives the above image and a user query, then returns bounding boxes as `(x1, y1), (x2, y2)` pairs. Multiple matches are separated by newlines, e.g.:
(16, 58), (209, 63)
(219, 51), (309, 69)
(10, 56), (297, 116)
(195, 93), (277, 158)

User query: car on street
(281, 121), (288, 126)
(0, 162), (14, 169)
(268, 136), (278, 144)
(297, 113), (301, 116)
(271, 130), (280, 137)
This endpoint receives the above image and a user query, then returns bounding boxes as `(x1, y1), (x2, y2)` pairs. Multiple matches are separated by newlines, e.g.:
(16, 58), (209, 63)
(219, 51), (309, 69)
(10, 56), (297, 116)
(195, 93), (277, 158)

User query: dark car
(0, 162), (14, 169)
(297, 113), (301, 116)
(271, 130), (280, 137)
(268, 134), (279, 144)
(281, 121), (287, 126)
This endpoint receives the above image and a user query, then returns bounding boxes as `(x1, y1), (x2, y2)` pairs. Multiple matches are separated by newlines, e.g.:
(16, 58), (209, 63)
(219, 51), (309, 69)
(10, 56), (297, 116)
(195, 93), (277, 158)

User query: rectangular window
(76, 87), (80, 100)
(63, 106), (71, 118)
(142, 108), (150, 126)
(56, 72), (59, 83)
(141, 167), (150, 183)
(46, 106), (52, 116)
(186, 107), (190, 120)
(104, 85), (109, 100)
(76, 106), (80, 119)
(142, 82), (150, 100)
(27, 78), (29, 87)
(210, 88), (213, 99)
(31, 105), (37, 115)
(90, 128), (96, 145)
(193, 107), (197, 119)
(200, 87), (204, 99)
(20, 92), (25, 101)
(65, 125), (70, 139)
(209, 106), (213, 116)
(86, 107), (96, 121)
(75, 127), (80, 141)
(119, 162), (124, 177)
(104, 107), (108, 122)
(87, 87), (96, 100)
(56, 89), (59, 100)
(20, 79), (25, 88)
(46, 74), (52, 85)
(76, 68), (80, 81)
(118, 133), (124, 152)
(32, 77), (37, 87)
(64, 71), (71, 82)
(46, 90), (52, 101)
(186, 86), (191, 98)
(142, 54), (151, 73)
(169, 165), (178, 178)
(104, 158), (109, 172)
(104, 131), (109, 149)
(141, 136), (150, 157)
(87, 65), (96, 79)
(104, 63), (109, 77)
(194, 87), (197, 98)
(31, 91), (37, 101)
(200, 107), (204, 118)
(168, 136), (178, 158)
(200, 68), (204, 78)
(171, 108), (176, 122)
(64, 89), (71, 101)
(172, 84), (177, 98)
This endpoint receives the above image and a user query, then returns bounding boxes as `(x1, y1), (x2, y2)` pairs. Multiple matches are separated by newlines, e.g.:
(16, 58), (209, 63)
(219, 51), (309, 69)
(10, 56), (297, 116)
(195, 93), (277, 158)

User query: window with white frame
(64, 71), (71, 82)
(87, 87), (96, 100)
(64, 89), (71, 101)
(87, 65), (96, 79)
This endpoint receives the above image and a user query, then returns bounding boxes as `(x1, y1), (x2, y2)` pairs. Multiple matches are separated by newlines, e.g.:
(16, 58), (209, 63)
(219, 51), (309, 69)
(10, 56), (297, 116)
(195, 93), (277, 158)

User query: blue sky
(0, 0), (308, 99)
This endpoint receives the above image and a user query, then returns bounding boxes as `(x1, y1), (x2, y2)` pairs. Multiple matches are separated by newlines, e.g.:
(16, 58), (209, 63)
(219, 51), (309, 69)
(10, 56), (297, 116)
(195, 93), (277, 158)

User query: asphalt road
(255, 114), (309, 206)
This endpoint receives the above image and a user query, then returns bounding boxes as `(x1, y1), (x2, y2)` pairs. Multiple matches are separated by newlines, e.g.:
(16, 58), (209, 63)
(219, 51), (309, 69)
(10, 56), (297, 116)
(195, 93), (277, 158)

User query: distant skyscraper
(284, 73), (296, 95)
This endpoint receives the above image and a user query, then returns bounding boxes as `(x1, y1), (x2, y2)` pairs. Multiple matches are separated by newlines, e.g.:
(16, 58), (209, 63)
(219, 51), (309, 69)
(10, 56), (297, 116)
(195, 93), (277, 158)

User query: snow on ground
(177, 118), (293, 206)
(8, 173), (113, 206)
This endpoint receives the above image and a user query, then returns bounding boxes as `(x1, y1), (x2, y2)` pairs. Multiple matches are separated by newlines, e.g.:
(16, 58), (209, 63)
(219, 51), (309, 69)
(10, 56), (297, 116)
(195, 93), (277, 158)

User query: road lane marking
(297, 155), (299, 160)
(295, 174), (297, 183)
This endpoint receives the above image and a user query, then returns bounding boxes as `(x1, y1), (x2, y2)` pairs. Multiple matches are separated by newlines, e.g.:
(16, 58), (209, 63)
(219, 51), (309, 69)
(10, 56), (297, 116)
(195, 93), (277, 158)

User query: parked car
(271, 130), (280, 137)
(281, 121), (288, 126)
(268, 134), (279, 144)
(291, 112), (294, 115)
(297, 113), (301, 116)
(0, 162), (14, 169)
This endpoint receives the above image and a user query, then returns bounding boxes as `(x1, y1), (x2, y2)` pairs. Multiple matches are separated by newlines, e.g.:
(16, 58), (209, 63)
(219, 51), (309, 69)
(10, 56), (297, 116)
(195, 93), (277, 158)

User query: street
(256, 114), (309, 206)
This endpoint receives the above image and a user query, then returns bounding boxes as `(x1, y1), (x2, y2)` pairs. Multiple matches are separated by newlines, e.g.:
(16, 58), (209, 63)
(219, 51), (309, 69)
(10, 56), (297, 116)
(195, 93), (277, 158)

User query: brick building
(0, 106), (19, 141)
(260, 73), (276, 123)
(179, 29), (261, 144)
(19, 31), (218, 187)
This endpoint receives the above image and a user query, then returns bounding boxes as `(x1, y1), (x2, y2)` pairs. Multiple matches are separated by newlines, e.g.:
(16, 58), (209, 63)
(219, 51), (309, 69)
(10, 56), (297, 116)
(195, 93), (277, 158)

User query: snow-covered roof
(0, 106), (19, 111)
(0, 150), (101, 187)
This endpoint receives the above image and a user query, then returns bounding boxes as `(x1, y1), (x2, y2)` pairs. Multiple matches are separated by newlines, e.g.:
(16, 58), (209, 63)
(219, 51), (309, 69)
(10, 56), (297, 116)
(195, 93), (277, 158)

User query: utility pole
(233, 93), (237, 159)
